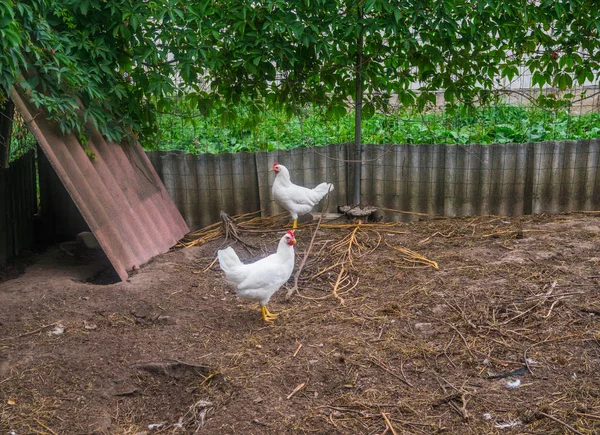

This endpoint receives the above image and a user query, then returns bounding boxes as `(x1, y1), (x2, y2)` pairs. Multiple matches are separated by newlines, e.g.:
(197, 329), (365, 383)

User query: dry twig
(0, 322), (60, 342)
(292, 343), (303, 357)
(386, 241), (439, 270)
(368, 354), (413, 387)
(381, 412), (398, 435)
(286, 215), (322, 298)
(537, 411), (584, 435)
(286, 383), (306, 399)
(34, 418), (59, 435)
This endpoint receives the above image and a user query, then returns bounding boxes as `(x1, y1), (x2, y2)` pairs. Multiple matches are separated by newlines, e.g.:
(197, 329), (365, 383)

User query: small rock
(84, 321), (97, 330)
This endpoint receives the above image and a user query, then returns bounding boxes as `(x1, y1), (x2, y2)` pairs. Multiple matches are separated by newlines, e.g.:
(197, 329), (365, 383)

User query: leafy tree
(0, 0), (199, 143)
(191, 0), (600, 201)
(1, 0), (598, 162)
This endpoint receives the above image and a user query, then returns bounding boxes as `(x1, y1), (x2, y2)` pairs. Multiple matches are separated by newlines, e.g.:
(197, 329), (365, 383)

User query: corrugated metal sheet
(149, 140), (600, 228)
(361, 140), (600, 220)
(0, 150), (36, 264)
(10, 89), (189, 281)
(148, 145), (348, 229)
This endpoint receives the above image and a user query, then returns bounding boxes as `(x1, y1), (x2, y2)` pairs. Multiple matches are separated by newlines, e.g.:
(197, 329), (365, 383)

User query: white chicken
(217, 230), (296, 322)
(271, 162), (334, 230)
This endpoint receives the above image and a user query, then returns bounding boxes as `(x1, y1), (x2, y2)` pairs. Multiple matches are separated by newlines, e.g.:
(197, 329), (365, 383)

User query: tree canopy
(1, 0), (599, 145)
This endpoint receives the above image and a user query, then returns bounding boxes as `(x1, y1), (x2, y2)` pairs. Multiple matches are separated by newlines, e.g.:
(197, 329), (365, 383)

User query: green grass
(150, 104), (600, 155)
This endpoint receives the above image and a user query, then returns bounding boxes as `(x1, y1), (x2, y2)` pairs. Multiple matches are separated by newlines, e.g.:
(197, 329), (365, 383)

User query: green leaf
(362, 102), (375, 120)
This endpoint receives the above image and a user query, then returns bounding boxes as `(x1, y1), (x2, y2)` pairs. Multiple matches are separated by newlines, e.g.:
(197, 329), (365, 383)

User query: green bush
(150, 104), (600, 155)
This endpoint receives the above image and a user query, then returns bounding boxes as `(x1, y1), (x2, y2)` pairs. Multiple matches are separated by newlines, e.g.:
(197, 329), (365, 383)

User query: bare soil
(1, 212), (600, 435)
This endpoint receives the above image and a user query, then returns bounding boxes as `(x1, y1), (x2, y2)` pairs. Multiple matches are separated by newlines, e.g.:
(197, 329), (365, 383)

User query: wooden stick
(202, 256), (219, 273)
(381, 412), (398, 435)
(34, 418), (59, 435)
(538, 411), (584, 435)
(575, 412), (600, 420)
(0, 322), (60, 342)
(292, 343), (303, 357)
(286, 383), (306, 399)
(378, 207), (431, 217)
(544, 297), (564, 318)
(286, 215), (322, 298)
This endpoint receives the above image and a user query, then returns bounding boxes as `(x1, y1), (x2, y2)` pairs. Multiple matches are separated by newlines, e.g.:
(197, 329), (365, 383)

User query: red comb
(272, 161), (279, 167)
(286, 230), (295, 238)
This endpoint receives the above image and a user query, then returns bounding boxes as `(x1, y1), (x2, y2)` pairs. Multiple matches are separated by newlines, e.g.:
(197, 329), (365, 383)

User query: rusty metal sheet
(10, 88), (189, 281)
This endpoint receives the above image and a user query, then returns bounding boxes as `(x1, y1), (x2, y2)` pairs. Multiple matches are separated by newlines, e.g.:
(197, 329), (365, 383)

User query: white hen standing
(271, 163), (334, 230)
(217, 231), (296, 322)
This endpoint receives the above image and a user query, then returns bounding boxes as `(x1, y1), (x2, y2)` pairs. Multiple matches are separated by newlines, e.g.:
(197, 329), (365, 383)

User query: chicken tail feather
(311, 182), (334, 202)
(217, 246), (242, 274)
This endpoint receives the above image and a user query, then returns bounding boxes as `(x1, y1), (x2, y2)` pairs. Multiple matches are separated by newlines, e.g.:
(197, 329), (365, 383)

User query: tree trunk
(353, 7), (364, 205)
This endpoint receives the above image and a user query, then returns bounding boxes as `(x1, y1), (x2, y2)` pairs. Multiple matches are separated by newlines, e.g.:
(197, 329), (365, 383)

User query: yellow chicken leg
(292, 219), (297, 231)
(261, 305), (280, 322)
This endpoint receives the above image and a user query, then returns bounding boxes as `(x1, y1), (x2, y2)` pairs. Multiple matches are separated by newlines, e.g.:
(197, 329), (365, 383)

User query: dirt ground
(1, 212), (600, 435)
